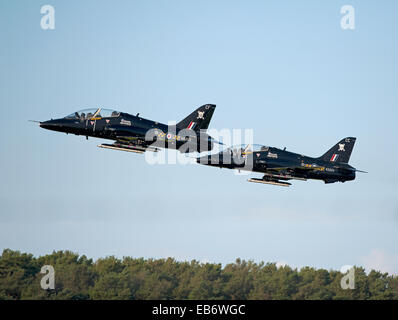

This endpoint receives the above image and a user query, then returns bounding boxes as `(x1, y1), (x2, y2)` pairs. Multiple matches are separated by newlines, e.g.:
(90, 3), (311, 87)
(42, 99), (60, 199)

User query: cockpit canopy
(227, 144), (270, 154)
(217, 144), (270, 158)
(65, 108), (121, 120)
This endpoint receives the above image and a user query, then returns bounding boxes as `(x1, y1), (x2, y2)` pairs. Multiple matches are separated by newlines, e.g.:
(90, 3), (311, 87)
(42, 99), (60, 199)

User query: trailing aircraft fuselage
(197, 138), (363, 187)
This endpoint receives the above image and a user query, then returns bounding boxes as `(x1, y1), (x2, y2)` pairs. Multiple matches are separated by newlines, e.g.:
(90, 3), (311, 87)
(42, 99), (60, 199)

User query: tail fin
(177, 104), (216, 133)
(319, 137), (356, 163)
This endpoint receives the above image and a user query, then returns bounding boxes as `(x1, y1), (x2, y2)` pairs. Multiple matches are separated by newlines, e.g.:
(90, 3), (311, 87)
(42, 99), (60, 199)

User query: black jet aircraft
(37, 104), (217, 153)
(197, 137), (366, 187)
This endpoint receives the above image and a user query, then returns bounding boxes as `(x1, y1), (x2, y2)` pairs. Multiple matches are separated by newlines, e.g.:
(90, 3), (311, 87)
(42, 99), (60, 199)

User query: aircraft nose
(39, 120), (54, 130)
(39, 119), (62, 131)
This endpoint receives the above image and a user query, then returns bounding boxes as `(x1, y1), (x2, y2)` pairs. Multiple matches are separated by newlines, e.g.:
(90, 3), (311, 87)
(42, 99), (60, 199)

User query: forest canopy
(0, 249), (397, 300)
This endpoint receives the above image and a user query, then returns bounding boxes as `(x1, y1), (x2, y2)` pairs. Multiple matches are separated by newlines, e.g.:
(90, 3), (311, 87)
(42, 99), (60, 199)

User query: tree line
(0, 249), (397, 300)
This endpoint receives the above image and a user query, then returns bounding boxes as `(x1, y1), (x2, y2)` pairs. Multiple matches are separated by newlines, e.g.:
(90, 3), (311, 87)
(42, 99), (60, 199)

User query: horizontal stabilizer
(345, 167), (368, 173)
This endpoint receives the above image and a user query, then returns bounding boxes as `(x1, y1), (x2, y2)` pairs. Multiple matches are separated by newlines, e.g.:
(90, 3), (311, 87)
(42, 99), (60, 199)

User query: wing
(97, 140), (159, 154)
(266, 163), (326, 173)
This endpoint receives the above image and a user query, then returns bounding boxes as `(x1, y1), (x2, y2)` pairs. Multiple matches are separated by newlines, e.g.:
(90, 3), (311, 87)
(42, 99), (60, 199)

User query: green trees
(0, 249), (397, 300)
(0, 249), (39, 299)
(18, 251), (96, 300)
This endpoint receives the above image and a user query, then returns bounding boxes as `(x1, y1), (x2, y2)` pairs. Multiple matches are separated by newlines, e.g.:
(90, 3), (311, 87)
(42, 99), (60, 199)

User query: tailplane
(177, 104), (216, 133)
(319, 137), (356, 163)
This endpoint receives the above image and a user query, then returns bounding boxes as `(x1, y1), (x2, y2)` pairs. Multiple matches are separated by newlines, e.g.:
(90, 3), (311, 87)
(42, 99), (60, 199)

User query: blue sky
(1, 0), (397, 274)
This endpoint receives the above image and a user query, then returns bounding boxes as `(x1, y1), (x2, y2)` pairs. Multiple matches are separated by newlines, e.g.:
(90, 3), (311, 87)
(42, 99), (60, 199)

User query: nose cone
(39, 120), (54, 130)
(39, 119), (65, 132)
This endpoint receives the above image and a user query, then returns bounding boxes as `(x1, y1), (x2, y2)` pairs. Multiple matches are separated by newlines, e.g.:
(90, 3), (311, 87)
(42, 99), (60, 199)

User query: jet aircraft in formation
(36, 104), (365, 186)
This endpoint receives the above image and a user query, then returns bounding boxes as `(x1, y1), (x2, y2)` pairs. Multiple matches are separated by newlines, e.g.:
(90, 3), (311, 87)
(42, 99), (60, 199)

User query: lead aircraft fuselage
(39, 105), (216, 153)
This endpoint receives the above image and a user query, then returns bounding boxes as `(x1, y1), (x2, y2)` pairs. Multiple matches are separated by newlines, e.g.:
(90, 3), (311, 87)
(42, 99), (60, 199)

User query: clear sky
(1, 0), (397, 274)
